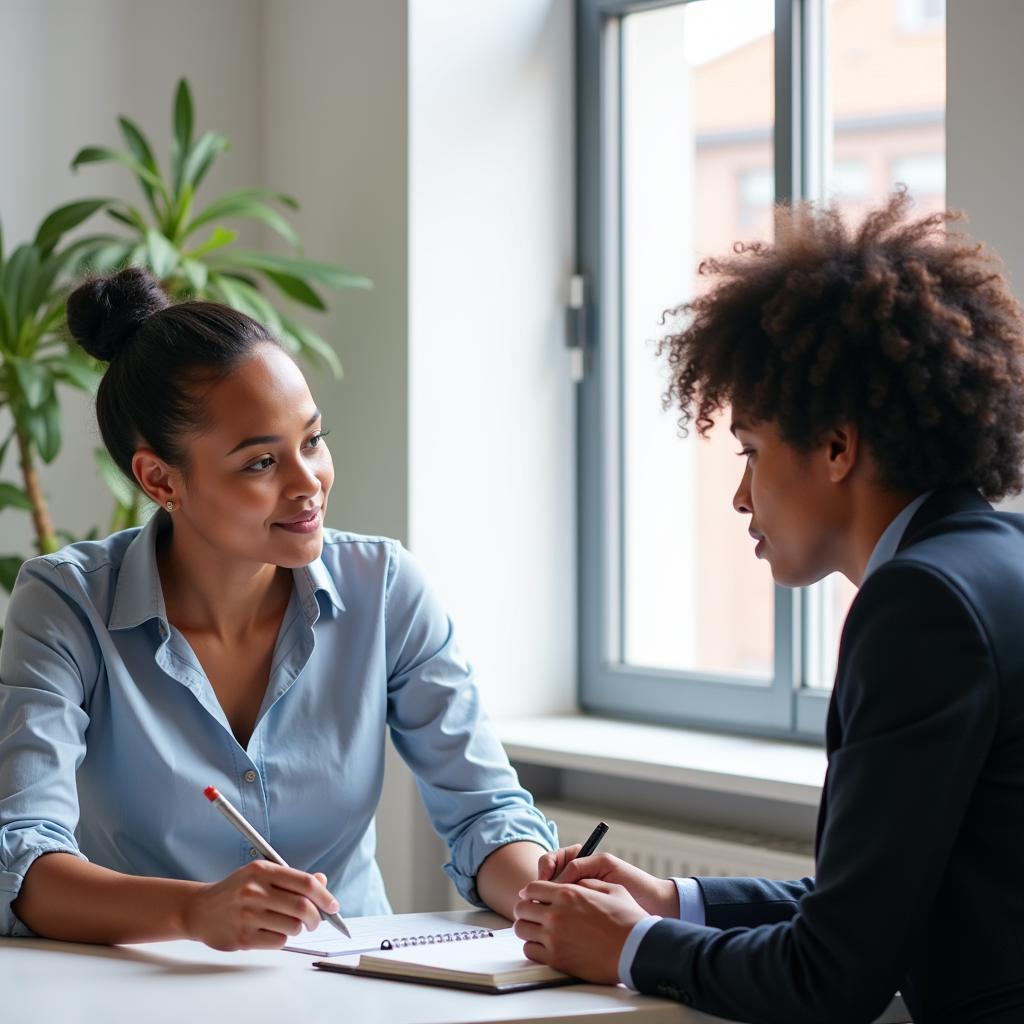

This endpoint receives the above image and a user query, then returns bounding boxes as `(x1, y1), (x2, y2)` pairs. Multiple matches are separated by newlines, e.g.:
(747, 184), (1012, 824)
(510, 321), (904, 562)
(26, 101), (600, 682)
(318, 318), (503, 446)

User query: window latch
(566, 273), (587, 383)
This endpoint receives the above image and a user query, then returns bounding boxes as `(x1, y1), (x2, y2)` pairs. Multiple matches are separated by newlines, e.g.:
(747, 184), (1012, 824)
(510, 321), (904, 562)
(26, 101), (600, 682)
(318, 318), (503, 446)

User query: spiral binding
(380, 927), (493, 950)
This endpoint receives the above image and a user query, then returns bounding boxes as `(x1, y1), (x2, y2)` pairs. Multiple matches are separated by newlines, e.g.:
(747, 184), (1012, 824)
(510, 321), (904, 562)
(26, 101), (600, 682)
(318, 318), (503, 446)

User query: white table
(1, 910), (723, 1024)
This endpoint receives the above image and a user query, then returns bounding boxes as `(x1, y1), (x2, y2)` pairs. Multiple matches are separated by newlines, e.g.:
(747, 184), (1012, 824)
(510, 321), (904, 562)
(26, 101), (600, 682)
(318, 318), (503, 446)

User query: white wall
(262, 0), (410, 543)
(946, 0), (1024, 514)
(408, 0), (576, 721)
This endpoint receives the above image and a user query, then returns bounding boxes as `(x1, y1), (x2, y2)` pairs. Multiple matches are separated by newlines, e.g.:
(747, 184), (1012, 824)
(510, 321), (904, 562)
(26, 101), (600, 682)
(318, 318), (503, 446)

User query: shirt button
(249, 847), (260, 859)
(244, 770), (257, 783)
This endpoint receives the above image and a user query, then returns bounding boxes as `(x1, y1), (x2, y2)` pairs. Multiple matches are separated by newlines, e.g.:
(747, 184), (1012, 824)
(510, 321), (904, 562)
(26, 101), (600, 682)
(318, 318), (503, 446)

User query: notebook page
(359, 928), (568, 985)
(284, 912), (495, 957)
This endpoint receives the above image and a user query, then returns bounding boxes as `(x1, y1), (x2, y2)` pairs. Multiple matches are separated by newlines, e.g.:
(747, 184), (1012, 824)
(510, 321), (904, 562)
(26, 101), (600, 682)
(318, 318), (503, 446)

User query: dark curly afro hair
(658, 190), (1024, 501)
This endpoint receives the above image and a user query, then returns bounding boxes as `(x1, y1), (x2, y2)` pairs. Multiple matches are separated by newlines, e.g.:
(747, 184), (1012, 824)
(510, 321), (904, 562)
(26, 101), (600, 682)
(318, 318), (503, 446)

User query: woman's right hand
(182, 861), (340, 950)
(535, 846), (680, 918)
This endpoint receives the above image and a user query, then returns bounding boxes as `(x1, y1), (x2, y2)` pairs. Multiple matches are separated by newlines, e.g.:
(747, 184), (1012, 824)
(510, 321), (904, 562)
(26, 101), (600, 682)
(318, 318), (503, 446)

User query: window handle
(566, 273), (587, 383)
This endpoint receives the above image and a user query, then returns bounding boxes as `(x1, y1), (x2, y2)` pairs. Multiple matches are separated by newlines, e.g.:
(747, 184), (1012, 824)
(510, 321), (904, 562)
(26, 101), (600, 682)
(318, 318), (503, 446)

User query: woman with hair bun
(0, 267), (556, 950)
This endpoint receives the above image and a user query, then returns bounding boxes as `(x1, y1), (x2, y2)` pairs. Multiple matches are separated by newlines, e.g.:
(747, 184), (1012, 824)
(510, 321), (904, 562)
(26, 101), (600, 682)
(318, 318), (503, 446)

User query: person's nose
(283, 455), (322, 502)
(733, 463), (752, 516)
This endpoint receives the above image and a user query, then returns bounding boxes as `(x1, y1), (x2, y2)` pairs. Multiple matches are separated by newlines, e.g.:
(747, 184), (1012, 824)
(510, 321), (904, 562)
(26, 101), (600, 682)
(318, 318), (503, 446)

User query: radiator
(540, 802), (815, 880)
(448, 802), (814, 910)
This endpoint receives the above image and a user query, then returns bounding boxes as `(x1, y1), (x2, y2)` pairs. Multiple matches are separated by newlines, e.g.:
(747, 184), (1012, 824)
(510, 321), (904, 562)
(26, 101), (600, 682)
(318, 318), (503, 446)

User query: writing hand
(182, 862), (338, 951)
(537, 847), (679, 918)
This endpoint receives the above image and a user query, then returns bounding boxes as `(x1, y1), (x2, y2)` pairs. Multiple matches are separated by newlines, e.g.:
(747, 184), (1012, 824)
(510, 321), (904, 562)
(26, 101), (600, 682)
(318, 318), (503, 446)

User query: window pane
(620, 1), (775, 679)
(807, 0), (945, 688)
(827, 0), (945, 219)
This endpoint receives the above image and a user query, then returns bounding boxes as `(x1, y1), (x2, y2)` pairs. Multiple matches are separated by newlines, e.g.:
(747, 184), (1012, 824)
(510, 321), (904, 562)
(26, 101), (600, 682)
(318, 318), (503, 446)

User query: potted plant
(0, 77), (371, 604)
(0, 201), (113, 592)
(70, 78), (371, 529)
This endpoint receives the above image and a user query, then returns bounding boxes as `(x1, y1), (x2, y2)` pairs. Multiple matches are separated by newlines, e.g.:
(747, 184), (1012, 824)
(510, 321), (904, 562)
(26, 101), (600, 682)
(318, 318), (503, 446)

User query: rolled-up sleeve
(0, 559), (95, 935)
(382, 543), (557, 906)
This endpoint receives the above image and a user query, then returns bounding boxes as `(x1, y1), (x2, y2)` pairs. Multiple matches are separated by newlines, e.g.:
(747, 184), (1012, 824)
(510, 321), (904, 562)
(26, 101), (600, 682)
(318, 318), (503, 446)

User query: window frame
(576, 0), (831, 740)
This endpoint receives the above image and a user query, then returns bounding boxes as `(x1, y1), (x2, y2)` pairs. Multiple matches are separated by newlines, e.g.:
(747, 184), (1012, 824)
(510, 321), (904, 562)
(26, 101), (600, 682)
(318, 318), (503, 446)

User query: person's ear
(825, 423), (859, 484)
(131, 449), (181, 510)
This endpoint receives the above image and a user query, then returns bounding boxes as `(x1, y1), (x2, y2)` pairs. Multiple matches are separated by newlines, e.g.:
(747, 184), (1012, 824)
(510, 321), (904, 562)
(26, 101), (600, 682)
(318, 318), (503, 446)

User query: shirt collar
(299, 549), (346, 616)
(108, 510), (171, 632)
(861, 490), (934, 584)
(109, 512), (345, 632)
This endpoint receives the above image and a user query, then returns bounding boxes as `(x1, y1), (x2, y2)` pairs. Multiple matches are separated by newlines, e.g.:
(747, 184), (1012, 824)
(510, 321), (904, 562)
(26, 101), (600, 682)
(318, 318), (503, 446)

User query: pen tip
(204, 786), (219, 802)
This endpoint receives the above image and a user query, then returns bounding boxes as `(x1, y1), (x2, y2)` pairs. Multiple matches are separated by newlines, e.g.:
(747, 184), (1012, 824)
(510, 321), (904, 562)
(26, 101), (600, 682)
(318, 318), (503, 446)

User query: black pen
(577, 820), (610, 859)
(552, 820), (610, 881)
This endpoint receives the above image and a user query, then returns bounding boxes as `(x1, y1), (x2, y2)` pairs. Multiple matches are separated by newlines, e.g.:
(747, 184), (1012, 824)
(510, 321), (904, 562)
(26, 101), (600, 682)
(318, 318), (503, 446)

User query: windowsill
(495, 714), (826, 807)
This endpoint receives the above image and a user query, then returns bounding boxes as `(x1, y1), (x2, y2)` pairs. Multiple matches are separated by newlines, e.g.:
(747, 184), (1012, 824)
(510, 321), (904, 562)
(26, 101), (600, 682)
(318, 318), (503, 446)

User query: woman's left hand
(513, 878), (649, 984)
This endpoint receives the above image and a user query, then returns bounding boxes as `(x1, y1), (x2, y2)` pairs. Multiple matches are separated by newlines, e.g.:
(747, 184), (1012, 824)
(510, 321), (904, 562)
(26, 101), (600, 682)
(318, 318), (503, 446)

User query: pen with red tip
(203, 785), (351, 938)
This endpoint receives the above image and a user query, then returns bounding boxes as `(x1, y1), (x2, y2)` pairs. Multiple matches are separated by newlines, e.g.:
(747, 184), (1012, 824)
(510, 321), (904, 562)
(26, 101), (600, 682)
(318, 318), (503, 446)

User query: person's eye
(736, 448), (755, 459)
(244, 456), (275, 473)
(306, 429), (331, 450)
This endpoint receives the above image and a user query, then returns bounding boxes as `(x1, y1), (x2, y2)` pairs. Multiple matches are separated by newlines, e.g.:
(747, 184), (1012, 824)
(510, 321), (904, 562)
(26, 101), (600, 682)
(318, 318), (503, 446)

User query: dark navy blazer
(632, 488), (1024, 1023)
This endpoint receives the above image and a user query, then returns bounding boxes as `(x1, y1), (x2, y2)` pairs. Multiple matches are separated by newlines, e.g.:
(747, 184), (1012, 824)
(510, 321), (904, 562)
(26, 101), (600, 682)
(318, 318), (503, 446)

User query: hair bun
(66, 267), (170, 362)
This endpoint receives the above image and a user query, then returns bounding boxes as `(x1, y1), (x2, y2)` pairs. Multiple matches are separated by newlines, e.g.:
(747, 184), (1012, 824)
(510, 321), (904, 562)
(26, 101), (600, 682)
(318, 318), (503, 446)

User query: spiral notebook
(283, 912), (504, 958)
(313, 927), (575, 994)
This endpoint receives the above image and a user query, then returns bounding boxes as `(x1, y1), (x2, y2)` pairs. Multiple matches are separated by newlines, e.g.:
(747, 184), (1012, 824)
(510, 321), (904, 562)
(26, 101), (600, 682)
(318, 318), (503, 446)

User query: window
(890, 153), (945, 197)
(897, 0), (945, 33)
(577, 0), (946, 738)
(739, 167), (775, 225)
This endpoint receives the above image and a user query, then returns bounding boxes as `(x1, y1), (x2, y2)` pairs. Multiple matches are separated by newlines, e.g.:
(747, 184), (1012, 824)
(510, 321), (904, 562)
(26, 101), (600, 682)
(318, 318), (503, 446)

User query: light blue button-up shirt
(0, 512), (557, 937)
(617, 492), (933, 988)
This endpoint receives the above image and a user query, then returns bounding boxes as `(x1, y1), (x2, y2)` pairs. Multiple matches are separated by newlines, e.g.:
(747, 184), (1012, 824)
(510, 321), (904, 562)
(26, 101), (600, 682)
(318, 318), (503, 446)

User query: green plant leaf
(126, 242), (148, 268)
(144, 229), (181, 280)
(208, 273), (283, 335)
(118, 116), (160, 175)
(186, 190), (298, 241)
(281, 314), (343, 378)
(34, 198), (110, 256)
(46, 349), (103, 394)
(0, 291), (15, 349)
(94, 446), (137, 509)
(179, 257), (209, 293)
(185, 226), (238, 261)
(0, 430), (14, 471)
(11, 358), (51, 409)
(78, 240), (134, 275)
(106, 202), (150, 234)
(3, 244), (39, 327)
(0, 555), (24, 594)
(71, 145), (168, 198)
(165, 183), (195, 243)
(24, 391), (61, 463)
(117, 116), (162, 218)
(0, 482), (32, 511)
(181, 131), (229, 193)
(25, 234), (121, 317)
(187, 197), (299, 248)
(264, 270), (326, 310)
(210, 248), (372, 291)
(172, 79), (194, 193)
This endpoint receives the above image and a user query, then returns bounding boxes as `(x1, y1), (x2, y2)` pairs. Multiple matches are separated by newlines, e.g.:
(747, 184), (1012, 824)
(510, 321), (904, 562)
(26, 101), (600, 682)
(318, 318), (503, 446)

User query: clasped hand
(512, 845), (680, 984)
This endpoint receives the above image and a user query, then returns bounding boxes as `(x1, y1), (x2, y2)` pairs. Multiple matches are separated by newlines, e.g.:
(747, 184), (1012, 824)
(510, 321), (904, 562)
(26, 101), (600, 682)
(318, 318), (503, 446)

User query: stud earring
(165, 500), (175, 512)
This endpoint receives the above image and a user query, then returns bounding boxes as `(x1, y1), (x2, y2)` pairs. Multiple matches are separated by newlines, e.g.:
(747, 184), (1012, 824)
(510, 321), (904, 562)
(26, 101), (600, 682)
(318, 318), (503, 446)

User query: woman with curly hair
(514, 191), (1024, 1024)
